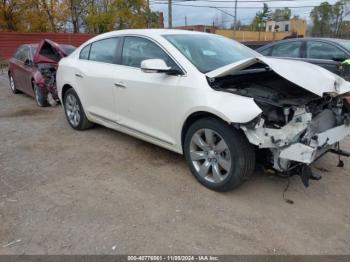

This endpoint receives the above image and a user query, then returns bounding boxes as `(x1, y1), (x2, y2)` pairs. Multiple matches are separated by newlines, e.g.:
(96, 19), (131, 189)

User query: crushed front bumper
(279, 124), (350, 165)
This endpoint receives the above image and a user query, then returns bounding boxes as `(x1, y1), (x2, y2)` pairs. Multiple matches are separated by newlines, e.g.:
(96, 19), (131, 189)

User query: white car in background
(57, 29), (350, 191)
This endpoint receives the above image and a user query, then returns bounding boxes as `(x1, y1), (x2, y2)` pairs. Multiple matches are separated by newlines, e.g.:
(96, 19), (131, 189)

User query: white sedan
(57, 29), (350, 191)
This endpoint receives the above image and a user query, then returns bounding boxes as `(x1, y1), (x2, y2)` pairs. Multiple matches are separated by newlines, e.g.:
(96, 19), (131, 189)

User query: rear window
(61, 45), (76, 55)
(79, 44), (91, 60)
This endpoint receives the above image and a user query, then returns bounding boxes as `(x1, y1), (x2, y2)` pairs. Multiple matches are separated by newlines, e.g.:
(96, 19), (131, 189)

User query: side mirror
(332, 56), (348, 62)
(141, 59), (182, 75)
(24, 58), (33, 67)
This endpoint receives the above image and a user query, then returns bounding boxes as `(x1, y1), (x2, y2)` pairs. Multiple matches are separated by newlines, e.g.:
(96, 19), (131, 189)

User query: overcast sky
(150, 0), (339, 28)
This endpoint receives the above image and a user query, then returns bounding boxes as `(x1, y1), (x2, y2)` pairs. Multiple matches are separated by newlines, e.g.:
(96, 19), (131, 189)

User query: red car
(8, 39), (75, 106)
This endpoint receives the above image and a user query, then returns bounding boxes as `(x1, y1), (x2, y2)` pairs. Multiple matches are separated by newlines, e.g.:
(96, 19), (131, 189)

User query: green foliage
(310, 0), (350, 37)
(250, 3), (271, 31)
(0, 0), (161, 33)
(84, 0), (159, 33)
(271, 7), (292, 22)
(310, 2), (333, 36)
(250, 4), (271, 31)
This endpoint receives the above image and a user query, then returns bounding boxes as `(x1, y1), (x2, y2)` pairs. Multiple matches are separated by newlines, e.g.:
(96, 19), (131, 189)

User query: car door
(113, 36), (183, 145)
(74, 37), (121, 122)
(21, 45), (36, 95)
(304, 41), (348, 74)
(10, 46), (30, 93)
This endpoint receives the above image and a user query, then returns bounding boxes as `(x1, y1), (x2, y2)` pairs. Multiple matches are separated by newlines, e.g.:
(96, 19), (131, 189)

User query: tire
(184, 117), (255, 192)
(33, 83), (48, 107)
(9, 74), (19, 94)
(63, 88), (93, 130)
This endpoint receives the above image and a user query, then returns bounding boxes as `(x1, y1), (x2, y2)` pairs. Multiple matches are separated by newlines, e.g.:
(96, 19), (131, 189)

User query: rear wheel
(9, 74), (19, 94)
(184, 117), (255, 192)
(63, 88), (93, 130)
(33, 83), (48, 107)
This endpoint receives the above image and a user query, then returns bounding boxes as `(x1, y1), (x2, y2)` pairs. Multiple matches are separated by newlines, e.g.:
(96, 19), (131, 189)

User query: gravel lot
(0, 73), (350, 255)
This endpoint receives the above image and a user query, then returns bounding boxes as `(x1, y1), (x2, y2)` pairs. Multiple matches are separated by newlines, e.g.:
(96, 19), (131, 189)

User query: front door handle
(114, 82), (126, 88)
(75, 73), (83, 78)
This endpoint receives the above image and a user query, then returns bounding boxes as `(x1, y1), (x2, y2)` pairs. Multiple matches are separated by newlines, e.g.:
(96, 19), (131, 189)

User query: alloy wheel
(9, 76), (15, 91)
(34, 85), (41, 105)
(65, 94), (81, 127)
(189, 128), (232, 184)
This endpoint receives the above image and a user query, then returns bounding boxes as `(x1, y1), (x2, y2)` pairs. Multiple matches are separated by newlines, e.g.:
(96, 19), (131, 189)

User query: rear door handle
(114, 82), (126, 88)
(75, 73), (83, 78)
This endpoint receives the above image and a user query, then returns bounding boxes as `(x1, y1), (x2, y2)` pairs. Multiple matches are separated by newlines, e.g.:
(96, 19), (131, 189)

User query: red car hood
(33, 39), (69, 65)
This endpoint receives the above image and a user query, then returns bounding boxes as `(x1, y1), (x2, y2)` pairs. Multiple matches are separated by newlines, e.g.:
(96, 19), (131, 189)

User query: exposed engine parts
(210, 67), (350, 185)
(37, 63), (58, 106)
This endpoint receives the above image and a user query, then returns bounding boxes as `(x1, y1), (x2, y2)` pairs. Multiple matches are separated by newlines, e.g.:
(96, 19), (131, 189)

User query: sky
(150, 0), (339, 28)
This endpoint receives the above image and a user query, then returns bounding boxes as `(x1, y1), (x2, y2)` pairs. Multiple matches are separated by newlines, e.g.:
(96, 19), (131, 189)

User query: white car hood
(206, 56), (350, 97)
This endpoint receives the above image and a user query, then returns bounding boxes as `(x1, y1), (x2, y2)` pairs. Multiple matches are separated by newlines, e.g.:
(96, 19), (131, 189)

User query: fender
(57, 58), (80, 102)
(177, 92), (262, 152)
(182, 91), (262, 125)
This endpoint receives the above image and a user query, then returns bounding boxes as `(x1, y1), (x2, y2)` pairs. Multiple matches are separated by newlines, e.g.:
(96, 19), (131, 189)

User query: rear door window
(14, 46), (28, 62)
(271, 41), (302, 58)
(89, 38), (120, 64)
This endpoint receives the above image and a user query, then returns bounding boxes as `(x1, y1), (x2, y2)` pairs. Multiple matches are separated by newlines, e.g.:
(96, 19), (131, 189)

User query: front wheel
(9, 74), (19, 94)
(33, 83), (48, 107)
(184, 118), (255, 192)
(63, 88), (93, 130)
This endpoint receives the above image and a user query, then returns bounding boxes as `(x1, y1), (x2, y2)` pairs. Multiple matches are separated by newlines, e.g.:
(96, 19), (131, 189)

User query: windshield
(163, 34), (257, 73)
(338, 40), (350, 52)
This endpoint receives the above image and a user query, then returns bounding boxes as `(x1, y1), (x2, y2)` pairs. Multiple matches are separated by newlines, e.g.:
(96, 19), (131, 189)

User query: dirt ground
(0, 73), (350, 255)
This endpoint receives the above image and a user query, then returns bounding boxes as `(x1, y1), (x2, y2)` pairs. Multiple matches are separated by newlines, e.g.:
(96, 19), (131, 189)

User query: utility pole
(146, 0), (150, 28)
(185, 16), (187, 28)
(233, 0), (237, 39)
(168, 0), (172, 28)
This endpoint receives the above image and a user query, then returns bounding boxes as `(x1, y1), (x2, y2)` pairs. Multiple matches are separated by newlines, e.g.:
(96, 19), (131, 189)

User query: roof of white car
(91, 29), (208, 41)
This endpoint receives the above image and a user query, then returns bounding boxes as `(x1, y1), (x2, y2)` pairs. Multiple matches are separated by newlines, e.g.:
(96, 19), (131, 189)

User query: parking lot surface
(0, 73), (350, 255)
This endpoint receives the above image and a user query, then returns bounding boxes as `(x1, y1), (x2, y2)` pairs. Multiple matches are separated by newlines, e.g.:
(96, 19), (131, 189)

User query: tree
(0, 0), (159, 32)
(65, 0), (91, 33)
(147, 11), (161, 28)
(310, 0), (350, 37)
(271, 7), (291, 22)
(310, 2), (333, 36)
(0, 0), (22, 31)
(84, 0), (156, 33)
(22, 0), (69, 32)
(333, 0), (350, 36)
(250, 3), (271, 31)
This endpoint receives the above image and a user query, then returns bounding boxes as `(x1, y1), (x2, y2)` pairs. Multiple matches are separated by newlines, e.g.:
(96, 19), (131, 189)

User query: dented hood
(206, 56), (350, 97)
(33, 39), (69, 65)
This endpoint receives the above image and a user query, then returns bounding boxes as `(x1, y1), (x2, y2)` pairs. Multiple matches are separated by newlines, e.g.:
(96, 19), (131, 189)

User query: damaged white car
(57, 30), (350, 191)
